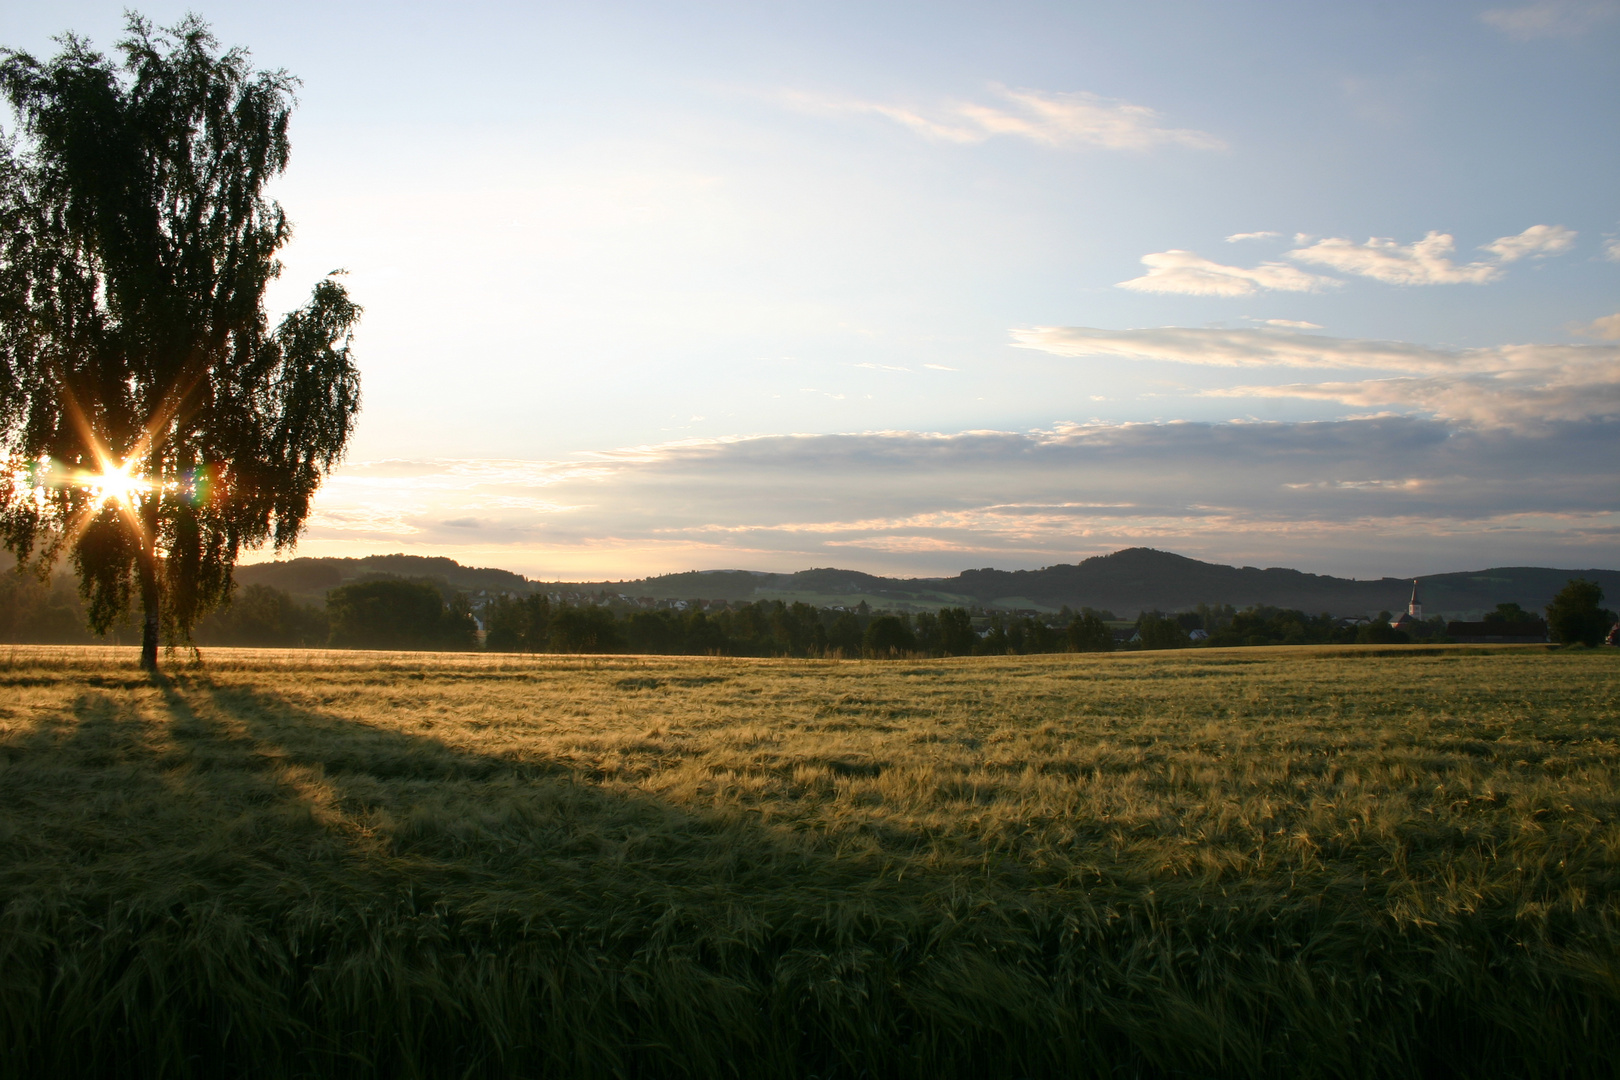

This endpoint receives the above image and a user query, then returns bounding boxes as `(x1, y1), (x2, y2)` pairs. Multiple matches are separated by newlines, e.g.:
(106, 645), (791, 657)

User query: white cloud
(1606, 237), (1620, 262)
(1116, 251), (1335, 296)
(1481, 0), (1620, 38)
(785, 84), (1224, 151)
(1287, 231), (1501, 285)
(1262, 319), (1324, 329)
(1119, 225), (1573, 299)
(1482, 223), (1577, 261)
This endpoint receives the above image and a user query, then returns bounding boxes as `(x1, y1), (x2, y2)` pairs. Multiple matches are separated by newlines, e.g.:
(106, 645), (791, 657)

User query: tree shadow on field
(0, 671), (1116, 1080)
(0, 668), (1605, 1080)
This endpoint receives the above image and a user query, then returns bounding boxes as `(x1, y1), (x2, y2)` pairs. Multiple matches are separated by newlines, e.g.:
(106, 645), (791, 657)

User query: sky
(5, 0), (1618, 581)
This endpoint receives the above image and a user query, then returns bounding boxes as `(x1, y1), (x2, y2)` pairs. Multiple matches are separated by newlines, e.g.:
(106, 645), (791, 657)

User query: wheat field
(1, 644), (1616, 1078)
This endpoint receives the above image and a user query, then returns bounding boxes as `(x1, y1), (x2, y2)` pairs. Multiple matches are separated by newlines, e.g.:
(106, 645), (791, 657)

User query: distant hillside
(231, 547), (1620, 618)
(608, 567), (962, 606)
(608, 548), (1620, 618)
(234, 554), (527, 607)
(924, 548), (1620, 617)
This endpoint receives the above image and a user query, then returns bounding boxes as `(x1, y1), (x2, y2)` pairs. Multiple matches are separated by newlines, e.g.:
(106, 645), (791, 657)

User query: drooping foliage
(0, 15), (359, 666)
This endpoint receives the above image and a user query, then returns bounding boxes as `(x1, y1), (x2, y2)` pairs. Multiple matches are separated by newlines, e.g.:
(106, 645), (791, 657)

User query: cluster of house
(538, 593), (732, 612)
(612, 596), (731, 612)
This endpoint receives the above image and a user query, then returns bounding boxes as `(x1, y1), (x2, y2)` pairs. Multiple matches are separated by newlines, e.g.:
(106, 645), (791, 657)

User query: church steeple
(1407, 579), (1422, 620)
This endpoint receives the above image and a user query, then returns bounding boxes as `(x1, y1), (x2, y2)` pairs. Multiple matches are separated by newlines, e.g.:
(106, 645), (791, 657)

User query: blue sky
(6, 1), (1618, 579)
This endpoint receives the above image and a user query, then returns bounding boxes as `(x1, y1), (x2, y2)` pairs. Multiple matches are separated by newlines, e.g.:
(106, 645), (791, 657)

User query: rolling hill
(232, 547), (1620, 619)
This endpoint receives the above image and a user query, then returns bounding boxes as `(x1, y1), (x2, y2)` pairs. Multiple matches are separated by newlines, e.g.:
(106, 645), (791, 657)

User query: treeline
(1137, 604), (1422, 648)
(4, 571), (1610, 652)
(0, 572), (1118, 656)
(0, 575), (463, 651)
(480, 595), (1119, 657)
(0, 571), (113, 644)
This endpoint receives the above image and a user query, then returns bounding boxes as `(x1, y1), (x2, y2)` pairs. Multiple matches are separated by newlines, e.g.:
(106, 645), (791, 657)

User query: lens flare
(182, 464), (214, 506)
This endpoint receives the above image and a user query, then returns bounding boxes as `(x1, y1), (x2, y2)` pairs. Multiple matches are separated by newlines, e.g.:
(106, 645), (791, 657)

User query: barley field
(1, 644), (1617, 1079)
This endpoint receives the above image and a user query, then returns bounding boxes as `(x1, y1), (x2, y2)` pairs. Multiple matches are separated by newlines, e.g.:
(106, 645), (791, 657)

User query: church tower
(1407, 579), (1422, 620)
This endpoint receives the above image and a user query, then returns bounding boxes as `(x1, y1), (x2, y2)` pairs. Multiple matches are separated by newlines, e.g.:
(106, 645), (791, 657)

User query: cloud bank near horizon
(279, 318), (1620, 581)
(288, 413), (1619, 582)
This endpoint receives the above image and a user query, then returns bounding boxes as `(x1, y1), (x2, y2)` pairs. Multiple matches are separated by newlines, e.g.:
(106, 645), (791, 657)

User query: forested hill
(233, 554), (528, 606)
(223, 547), (1620, 617)
(608, 548), (1620, 617)
(926, 548), (1620, 616)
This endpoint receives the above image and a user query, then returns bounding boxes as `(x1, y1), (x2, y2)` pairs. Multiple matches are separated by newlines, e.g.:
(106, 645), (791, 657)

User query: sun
(87, 462), (149, 507)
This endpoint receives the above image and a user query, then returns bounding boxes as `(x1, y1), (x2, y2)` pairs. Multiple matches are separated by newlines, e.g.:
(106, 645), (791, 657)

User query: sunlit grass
(1, 644), (1616, 1078)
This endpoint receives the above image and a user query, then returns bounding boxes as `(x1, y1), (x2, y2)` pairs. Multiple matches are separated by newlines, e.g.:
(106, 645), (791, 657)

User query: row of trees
(482, 594), (1115, 658)
(1134, 606), (1386, 648)
(0, 574), (1117, 656)
(4, 570), (1613, 653)
(0, 574), (470, 650)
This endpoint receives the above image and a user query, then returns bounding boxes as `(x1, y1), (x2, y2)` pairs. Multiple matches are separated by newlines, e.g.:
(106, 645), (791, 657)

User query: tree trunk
(138, 492), (161, 671)
(139, 594), (160, 671)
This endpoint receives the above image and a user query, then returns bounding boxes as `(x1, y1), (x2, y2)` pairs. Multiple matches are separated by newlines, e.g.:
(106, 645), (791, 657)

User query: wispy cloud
(1261, 318), (1324, 329)
(1013, 325), (1620, 430)
(1225, 231), (1281, 242)
(1116, 250), (1334, 296)
(783, 84), (1224, 151)
(1481, 0), (1620, 38)
(1011, 325), (1458, 370)
(306, 505), (424, 535)
(1216, 370), (1620, 430)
